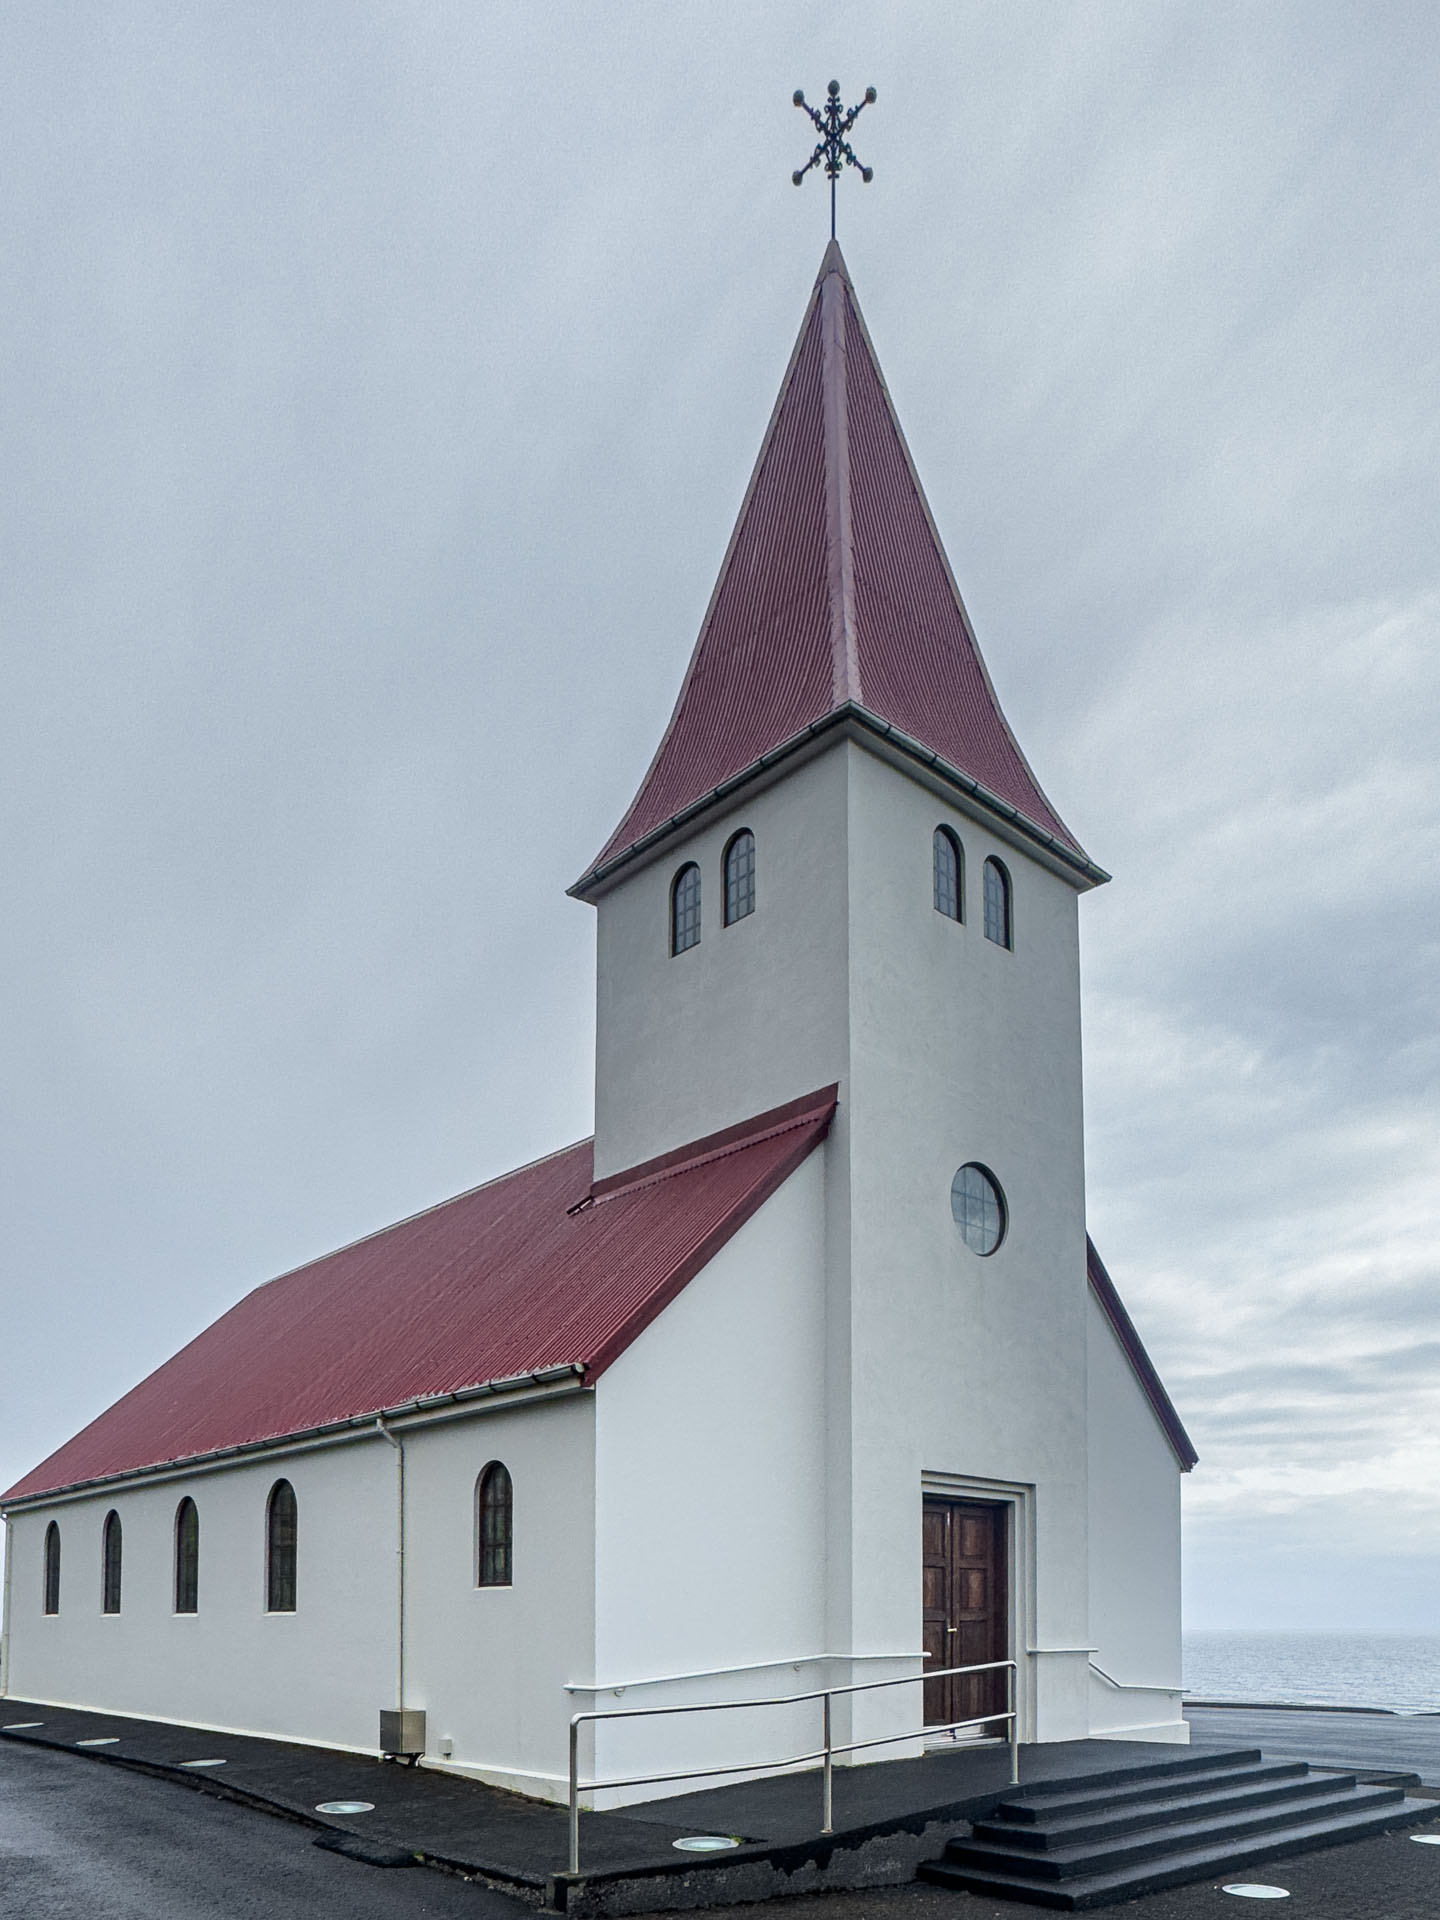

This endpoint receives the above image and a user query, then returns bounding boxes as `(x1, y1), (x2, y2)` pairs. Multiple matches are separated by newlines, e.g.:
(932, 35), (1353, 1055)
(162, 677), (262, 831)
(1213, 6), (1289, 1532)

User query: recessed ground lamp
(672, 1836), (741, 1853)
(315, 1800), (375, 1815)
(1221, 1888), (1290, 1900)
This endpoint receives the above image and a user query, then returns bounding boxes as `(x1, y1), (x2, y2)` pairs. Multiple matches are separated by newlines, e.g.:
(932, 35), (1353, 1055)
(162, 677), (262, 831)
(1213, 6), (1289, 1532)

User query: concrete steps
(917, 1751), (1432, 1909)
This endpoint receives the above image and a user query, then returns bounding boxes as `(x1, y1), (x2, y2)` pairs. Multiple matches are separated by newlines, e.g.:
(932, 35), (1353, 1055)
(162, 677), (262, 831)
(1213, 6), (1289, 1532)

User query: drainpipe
(0, 1514), (13, 1697)
(375, 1419), (404, 1712)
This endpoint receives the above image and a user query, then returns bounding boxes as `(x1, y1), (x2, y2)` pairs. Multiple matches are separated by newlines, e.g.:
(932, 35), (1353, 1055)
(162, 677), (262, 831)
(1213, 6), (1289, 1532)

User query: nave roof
(3, 1089), (836, 1504)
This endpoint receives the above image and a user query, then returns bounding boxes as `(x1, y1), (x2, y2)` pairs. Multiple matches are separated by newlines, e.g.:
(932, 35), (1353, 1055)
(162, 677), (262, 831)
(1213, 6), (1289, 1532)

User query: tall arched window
(933, 827), (963, 922)
(266, 1479), (297, 1613)
(174, 1497), (199, 1615)
(43, 1521), (61, 1616)
(101, 1510), (122, 1615)
(723, 830), (756, 925)
(670, 863), (701, 955)
(983, 857), (1012, 949)
(476, 1461), (513, 1588)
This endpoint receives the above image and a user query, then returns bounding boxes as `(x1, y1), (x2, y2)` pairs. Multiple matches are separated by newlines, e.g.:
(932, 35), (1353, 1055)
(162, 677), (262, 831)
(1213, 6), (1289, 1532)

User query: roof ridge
(252, 1136), (594, 1295)
(821, 256), (860, 705)
(592, 1108), (825, 1205)
(589, 1084), (839, 1203)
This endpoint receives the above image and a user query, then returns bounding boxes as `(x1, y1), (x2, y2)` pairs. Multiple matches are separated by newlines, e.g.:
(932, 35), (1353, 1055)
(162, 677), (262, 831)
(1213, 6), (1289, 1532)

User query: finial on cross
(792, 80), (877, 241)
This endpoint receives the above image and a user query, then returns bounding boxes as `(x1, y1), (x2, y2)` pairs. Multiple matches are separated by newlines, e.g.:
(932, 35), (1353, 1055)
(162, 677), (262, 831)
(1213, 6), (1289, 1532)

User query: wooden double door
(922, 1497), (1010, 1731)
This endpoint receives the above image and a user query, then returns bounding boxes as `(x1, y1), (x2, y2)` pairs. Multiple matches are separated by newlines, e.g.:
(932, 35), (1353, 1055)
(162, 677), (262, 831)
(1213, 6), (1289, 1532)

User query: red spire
(576, 243), (1096, 892)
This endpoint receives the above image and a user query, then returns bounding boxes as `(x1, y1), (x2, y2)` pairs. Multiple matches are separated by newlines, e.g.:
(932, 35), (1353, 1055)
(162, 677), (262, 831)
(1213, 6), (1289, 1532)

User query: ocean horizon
(1183, 1629), (1440, 1713)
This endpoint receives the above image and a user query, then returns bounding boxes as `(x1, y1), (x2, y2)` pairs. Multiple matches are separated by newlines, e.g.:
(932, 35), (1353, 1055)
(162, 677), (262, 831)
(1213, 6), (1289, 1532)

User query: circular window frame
(950, 1163), (1007, 1257)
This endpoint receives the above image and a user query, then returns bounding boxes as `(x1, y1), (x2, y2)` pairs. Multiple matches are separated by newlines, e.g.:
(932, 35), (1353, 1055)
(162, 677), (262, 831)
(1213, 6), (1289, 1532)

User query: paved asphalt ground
(3, 1714), (1439, 1919)
(0, 1736), (527, 1919)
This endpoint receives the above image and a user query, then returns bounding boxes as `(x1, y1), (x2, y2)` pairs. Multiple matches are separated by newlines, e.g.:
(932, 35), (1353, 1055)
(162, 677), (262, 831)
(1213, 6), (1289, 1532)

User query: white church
(0, 241), (1196, 1807)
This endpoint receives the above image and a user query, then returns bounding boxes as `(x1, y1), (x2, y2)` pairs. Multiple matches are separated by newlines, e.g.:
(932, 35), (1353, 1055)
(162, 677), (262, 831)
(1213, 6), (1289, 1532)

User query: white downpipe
(0, 1515), (12, 1697)
(375, 1418), (405, 1712)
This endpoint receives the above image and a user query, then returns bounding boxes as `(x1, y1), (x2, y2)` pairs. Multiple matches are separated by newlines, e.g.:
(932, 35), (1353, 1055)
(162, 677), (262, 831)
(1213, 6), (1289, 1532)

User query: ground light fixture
(1221, 1888), (1290, 1899)
(316, 1800), (375, 1814)
(672, 1835), (741, 1852)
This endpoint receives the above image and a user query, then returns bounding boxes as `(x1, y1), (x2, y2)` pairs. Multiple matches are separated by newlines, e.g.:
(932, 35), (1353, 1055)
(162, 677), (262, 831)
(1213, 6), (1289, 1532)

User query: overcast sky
(3, 3), (1437, 1636)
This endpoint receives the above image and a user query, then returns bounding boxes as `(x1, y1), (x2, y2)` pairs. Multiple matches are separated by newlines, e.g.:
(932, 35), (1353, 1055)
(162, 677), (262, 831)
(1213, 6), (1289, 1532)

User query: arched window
(101, 1510), (122, 1615)
(983, 858), (1012, 949)
(723, 830), (756, 925)
(476, 1461), (513, 1588)
(174, 1497), (199, 1615)
(43, 1521), (61, 1616)
(670, 863), (701, 955)
(266, 1479), (297, 1613)
(933, 827), (963, 922)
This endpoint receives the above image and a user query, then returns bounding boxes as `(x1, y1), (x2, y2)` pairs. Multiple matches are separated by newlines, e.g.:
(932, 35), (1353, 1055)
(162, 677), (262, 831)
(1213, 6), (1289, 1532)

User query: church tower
(573, 244), (1129, 1742)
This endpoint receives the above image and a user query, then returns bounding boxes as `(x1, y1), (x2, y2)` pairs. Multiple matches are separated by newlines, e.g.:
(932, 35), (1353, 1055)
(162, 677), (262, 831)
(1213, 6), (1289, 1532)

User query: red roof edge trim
(591, 1085), (840, 1201)
(582, 1105), (835, 1387)
(1086, 1236), (1197, 1471)
(570, 705), (1107, 902)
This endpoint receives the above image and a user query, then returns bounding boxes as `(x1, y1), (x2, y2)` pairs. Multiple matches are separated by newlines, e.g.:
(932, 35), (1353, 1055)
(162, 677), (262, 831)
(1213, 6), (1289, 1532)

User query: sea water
(1183, 1631), (1440, 1713)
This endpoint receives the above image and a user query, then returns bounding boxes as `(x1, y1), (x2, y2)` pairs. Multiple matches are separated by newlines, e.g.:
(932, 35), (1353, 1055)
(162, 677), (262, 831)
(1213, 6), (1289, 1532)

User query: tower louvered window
(174, 1497), (199, 1614)
(983, 858), (1012, 950)
(671, 863), (701, 955)
(933, 827), (963, 922)
(43, 1521), (61, 1615)
(477, 1461), (513, 1587)
(101, 1510), (122, 1614)
(724, 831), (756, 925)
(266, 1480), (297, 1613)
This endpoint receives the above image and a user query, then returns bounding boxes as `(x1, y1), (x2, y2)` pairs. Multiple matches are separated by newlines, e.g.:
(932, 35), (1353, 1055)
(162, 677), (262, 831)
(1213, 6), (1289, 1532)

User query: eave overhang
(0, 1366), (590, 1513)
(570, 702), (1110, 902)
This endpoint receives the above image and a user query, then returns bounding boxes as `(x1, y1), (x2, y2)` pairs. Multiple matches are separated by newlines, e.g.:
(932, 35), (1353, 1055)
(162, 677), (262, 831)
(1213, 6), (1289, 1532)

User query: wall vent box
(379, 1709), (426, 1756)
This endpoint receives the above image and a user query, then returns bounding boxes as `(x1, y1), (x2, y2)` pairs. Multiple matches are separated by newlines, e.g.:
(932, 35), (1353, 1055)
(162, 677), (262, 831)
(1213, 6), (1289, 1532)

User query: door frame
(921, 1472), (1032, 1742)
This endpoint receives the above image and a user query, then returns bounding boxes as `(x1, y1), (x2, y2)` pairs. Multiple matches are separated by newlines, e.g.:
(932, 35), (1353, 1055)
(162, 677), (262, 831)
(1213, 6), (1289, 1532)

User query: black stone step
(972, 1768), (1349, 1849)
(917, 1793), (1432, 1910)
(994, 1754), (1289, 1822)
(949, 1781), (1402, 1879)
(995, 1748), (1263, 1819)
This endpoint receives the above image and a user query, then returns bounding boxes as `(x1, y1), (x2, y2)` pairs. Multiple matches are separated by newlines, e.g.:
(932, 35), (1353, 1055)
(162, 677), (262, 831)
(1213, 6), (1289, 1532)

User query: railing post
(1008, 1662), (1018, 1786)
(569, 1717), (581, 1877)
(821, 1691), (833, 1834)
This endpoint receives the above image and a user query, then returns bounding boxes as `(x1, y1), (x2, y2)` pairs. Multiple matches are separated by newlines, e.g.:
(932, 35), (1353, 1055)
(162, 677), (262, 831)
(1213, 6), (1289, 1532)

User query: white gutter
(0, 1366), (588, 1514)
(375, 1417), (405, 1714)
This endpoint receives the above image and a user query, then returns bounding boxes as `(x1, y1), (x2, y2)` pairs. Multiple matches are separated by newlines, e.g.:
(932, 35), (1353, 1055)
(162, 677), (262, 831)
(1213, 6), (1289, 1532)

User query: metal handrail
(566, 1658), (1017, 1876)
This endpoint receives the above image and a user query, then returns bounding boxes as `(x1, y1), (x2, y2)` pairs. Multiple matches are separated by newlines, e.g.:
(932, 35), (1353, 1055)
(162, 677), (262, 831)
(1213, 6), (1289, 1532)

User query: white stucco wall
(2, 1444), (394, 1749)
(1085, 1291), (1187, 1741)
(587, 1148), (832, 1804)
(399, 1392), (595, 1798)
(591, 745), (852, 1181)
(587, 735), (1113, 1756)
(841, 745), (1094, 1743)
(2, 1391), (598, 1795)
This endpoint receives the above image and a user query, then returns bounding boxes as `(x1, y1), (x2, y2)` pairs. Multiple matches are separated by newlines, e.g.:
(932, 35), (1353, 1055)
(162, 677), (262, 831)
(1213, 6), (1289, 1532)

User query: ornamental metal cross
(792, 80), (877, 240)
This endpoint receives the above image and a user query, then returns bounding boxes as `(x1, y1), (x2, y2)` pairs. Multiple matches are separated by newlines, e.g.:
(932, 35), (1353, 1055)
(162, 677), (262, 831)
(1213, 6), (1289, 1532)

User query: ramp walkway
(3, 1699), (1436, 1914)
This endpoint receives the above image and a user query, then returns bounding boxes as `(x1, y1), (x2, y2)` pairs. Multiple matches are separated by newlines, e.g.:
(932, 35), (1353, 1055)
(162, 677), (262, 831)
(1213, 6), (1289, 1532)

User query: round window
(951, 1164), (1006, 1256)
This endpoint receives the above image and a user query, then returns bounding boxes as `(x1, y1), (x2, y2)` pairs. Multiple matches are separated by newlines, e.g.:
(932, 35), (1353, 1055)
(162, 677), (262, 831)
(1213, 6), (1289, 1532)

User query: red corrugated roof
(578, 241), (1088, 889)
(3, 1089), (837, 1504)
(1087, 1237), (1198, 1471)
